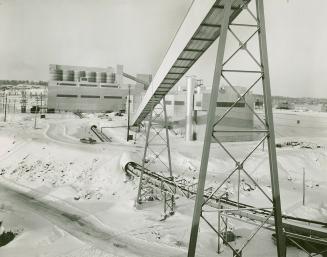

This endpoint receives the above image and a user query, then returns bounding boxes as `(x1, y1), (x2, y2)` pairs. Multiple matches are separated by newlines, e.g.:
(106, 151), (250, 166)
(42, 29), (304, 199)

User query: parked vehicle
(80, 137), (96, 144)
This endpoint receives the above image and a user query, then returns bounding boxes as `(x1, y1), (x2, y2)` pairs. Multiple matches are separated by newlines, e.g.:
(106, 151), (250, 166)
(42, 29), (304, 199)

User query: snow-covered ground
(0, 110), (326, 257)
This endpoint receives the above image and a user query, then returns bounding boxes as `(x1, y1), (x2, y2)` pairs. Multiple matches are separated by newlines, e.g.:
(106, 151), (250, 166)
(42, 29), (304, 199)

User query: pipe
(186, 76), (195, 141)
(123, 72), (149, 87)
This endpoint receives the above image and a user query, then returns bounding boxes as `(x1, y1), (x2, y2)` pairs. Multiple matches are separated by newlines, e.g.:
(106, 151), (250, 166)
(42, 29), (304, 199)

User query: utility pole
(127, 85), (131, 141)
(34, 96), (38, 129)
(4, 94), (7, 122)
(40, 93), (43, 114)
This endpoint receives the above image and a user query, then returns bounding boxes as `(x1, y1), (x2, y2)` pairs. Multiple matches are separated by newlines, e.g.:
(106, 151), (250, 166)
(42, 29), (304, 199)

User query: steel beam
(136, 101), (154, 204)
(256, 0), (286, 256)
(201, 23), (221, 28)
(187, 1), (232, 256)
(163, 97), (173, 178)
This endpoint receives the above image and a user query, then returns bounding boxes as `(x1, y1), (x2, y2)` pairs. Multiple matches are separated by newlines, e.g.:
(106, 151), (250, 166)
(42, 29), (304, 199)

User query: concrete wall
(155, 86), (255, 142)
(48, 64), (148, 112)
(47, 81), (128, 112)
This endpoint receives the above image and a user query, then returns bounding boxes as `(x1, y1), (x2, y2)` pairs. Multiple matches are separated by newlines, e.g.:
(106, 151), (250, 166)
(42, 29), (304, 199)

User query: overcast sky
(0, 0), (326, 98)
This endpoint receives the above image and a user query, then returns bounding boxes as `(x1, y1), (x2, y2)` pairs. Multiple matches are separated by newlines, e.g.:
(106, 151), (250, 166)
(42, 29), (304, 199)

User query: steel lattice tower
(187, 1), (286, 256)
(136, 97), (175, 217)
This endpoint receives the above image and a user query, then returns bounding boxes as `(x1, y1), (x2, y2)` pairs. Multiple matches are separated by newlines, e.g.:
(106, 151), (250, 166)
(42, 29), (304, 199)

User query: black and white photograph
(0, 0), (326, 256)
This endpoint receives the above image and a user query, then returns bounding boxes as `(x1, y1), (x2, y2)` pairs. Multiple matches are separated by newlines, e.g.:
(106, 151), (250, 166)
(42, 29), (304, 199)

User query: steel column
(256, 0), (286, 255)
(136, 101), (154, 204)
(163, 97), (173, 178)
(127, 85), (131, 141)
(4, 94), (7, 122)
(187, 1), (232, 256)
(163, 97), (175, 215)
(217, 209), (221, 253)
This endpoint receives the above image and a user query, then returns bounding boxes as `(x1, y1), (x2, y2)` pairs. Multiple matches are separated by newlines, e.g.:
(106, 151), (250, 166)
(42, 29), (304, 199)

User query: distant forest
(253, 94), (327, 105)
(0, 80), (47, 86)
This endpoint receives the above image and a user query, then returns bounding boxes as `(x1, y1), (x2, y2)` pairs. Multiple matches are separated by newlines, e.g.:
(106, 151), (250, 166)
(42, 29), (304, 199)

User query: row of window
(56, 94), (123, 99)
(56, 95), (245, 107)
(56, 83), (118, 88)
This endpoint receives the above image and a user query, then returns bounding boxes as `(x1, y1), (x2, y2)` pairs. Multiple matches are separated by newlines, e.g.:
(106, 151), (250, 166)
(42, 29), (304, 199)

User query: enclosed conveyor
(132, 0), (250, 125)
(90, 125), (111, 142)
(122, 161), (327, 249)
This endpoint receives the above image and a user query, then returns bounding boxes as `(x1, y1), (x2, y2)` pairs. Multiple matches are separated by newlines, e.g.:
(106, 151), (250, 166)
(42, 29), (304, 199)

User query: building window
(216, 102), (245, 108)
(81, 95), (100, 98)
(56, 94), (78, 98)
(58, 83), (76, 86)
(104, 96), (122, 99)
(196, 101), (201, 107)
(165, 101), (172, 105)
(174, 101), (184, 105)
(101, 84), (118, 88)
(80, 84), (98, 87)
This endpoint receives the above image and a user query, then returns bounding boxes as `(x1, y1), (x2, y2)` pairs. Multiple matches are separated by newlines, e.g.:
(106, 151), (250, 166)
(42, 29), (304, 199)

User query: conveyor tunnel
(120, 156), (327, 254)
(90, 125), (111, 142)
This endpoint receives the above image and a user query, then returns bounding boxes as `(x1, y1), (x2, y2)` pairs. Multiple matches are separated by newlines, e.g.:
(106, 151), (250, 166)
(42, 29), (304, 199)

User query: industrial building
(321, 104), (327, 112)
(166, 77), (254, 142)
(130, 76), (255, 142)
(47, 64), (150, 112)
(47, 63), (254, 142)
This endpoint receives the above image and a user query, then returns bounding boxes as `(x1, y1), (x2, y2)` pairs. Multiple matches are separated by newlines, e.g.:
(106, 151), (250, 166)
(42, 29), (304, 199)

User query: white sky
(0, 0), (326, 98)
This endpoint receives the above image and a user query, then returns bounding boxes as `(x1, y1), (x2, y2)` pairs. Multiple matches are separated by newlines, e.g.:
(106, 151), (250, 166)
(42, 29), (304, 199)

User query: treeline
(0, 80), (47, 86)
(253, 94), (327, 105)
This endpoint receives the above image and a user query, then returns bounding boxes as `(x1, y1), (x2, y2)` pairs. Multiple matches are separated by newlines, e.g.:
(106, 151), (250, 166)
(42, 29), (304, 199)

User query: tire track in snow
(0, 180), (187, 257)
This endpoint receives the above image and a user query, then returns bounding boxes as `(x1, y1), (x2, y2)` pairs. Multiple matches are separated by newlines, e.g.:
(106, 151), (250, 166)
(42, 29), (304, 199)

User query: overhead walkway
(132, 0), (249, 125)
